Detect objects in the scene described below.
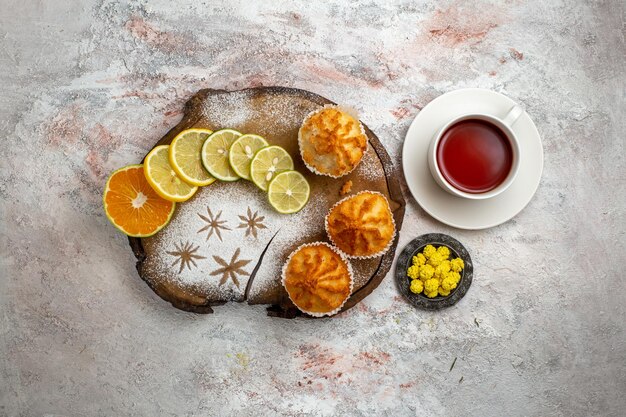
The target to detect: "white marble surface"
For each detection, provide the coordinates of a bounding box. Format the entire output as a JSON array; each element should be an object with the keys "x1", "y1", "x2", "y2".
[{"x1": 1, "y1": 1, "x2": 625, "y2": 416}]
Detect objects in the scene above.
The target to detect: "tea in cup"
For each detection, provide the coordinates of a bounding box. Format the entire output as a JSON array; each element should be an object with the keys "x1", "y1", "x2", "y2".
[{"x1": 427, "y1": 106, "x2": 523, "y2": 200}]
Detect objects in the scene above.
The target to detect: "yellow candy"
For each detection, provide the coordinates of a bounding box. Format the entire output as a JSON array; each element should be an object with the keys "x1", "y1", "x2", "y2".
[
  {"x1": 437, "y1": 246, "x2": 451, "y2": 259},
  {"x1": 423, "y1": 245, "x2": 436, "y2": 259},
  {"x1": 427, "y1": 252, "x2": 444, "y2": 268},
  {"x1": 450, "y1": 258, "x2": 464, "y2": 272},
  {"x1": 441, "y1": 276, "x2": 458, "y2": 291},
  {"x1": 412, "y1": 253, "x2": 426, "y2": 266},
  {"x1": 410, "y1": 279, "x2": 423, "y2": 294},
  {"x1": 407, "y1": 265, "x2": 420, "y2": 279},
  {"x1": 419, "y1": 264, "x2": 435, "y2": 281},
  {"x1": 407, "y1": 245, "x2": 464, "y2": 298},
  {"x1": 434, "y1": 260, "x2": 451, "y2": 280},
  {"x1": 424, "y1": 278, "x2": 439, "y2": 294}
]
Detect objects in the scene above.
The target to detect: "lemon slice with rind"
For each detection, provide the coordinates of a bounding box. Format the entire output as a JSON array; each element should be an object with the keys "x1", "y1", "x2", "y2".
[
  {"x1": 228, "y1": 134, "x2": 269, "y2": 180},
  {"x1": 144, "y1": 145, "x2": 198, "y2": 202},
  {"x1": 250, "y1": 145, "x2": 294, "y2": 191},
  {"x1": 201, "y1": 129, "x2": 242, "y2": 181},
  {"x1": 267, "y1": 170, "x2": 310, "y2": 214},
  {"x1": 169, "y1": 128, "x2": 215, "y2": 186}
]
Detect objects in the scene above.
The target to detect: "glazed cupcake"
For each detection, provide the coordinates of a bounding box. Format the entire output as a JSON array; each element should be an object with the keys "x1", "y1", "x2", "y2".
[
  {"x1": 325, "y1": 191, "x2": 396, "y2": 258},
  {"x1": 282, "y1": 242, "x2": 354, "y2": 317},
  {"x1": 298, "y1": 105, "x2": 368, "y2": 178}
]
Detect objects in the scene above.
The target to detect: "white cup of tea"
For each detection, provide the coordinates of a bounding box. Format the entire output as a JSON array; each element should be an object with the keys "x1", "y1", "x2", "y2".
[{"x1": 427, "y1": 105, "x2": 523, "y2": 200}]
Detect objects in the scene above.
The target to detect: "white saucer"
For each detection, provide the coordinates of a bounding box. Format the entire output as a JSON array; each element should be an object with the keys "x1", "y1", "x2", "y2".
[{"x1": 402, "y1": 88, "x2": 543, "y2": 230}]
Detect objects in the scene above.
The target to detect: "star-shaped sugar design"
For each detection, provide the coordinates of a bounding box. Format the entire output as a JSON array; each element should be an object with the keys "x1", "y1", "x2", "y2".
[
  {"x1": 237, "y1": 207, "x2": 267, "y2": 239},
  {"x1": 210, "y1": 248, "x2": 252, "y2": 288},
  {"x1": 197, "y1": 207, "x2": 231, "y2": 241},
  {"x1": 166, "y1": 241, "x2": 206, "y2": 274}
]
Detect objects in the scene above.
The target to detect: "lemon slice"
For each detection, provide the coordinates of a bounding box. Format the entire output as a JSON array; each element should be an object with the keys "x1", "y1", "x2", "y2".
[
  {"x1": 144, "y1": 145, "x2": 198, "y2": 202},
  {"x1": 228, "y1": 134, "x2": 269, "y2": 180},
  {"x1": 250, "y1": 145, "x2": 294, "y2": 191},
  {"x1": 267, "y1": 171, "x2": 310, "y2": 214},
  {"x1": 201, "y1": 129, "x2": 242, "y2": 181},
  {"x1": 169, "y1": 128, "x2": 215, "y2": 186}
]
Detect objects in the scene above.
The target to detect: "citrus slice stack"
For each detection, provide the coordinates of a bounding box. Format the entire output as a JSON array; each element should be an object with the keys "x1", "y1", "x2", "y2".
[
  {"x1": 169, "y1": 128, "x2": 215, "y2": 186},
  {"x1": 268, "y1": 170, "x2": 310, "y2": 214},
  {"x1": 201, "y1": 129, "x2": 242, "y2": 181},
  {"x1": 144, "y1": 145, "x2": 198, "y2": 202},
  {"x1": 250, "y1": 145, "x2": 294, "y2": 191},
  {"x1": 228, "y1": 134, "x2": 268, "y2": 180},
  {"x1": 104, "y1": 128, "x2": 309, "y2": 238},
  {"x1": 103, "y1": 165, "x2": 175, "y2": 237}
]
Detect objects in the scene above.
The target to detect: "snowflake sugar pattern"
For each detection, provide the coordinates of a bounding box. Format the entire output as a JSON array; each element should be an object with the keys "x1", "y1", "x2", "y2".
[
  {"x1": 197, "y1": 207, "x2": 231, "y2": 241},
  {"x1": 210, "y1": 248, "x2": 252, "y2": 288},
  {"x1": 237, "y1": 207, "x2": 267, "y2": 238},
  {"x1": 166, "y1": 241, "x2": 206, "y2": 273}
]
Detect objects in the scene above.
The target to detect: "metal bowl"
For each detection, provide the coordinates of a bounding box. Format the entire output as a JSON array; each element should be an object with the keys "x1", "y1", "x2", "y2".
[{"x1": 395, "y1": 233, "x2": 473, "y2": 310}]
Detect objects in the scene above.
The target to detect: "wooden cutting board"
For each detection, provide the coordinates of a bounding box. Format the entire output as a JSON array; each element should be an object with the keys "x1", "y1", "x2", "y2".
[{"x1": 128, "y1": 87, "x2": 405, "y2": 317}]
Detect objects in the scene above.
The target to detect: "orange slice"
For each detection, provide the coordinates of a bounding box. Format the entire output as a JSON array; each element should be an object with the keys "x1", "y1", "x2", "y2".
[{"x1": 103, "y1": 164, "x2": 175, "y2": 237}]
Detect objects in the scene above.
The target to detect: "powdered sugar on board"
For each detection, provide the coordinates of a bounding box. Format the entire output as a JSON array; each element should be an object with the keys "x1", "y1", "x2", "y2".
[
  {"x1": 353, "y1": 147, "x2": 384, "y2": 181},
  {"x1": 201, "y1": 90, "x2": 254, "y2": 129},
  {"x1": 139, "y1": 88, "x2": 393, "y2": 307},
  {"x1": 141, "y1": 180, "x2": 281, "y2": 301},
  {"x1": 200, "y1": 89, "x2": 308, "y2": 136}
]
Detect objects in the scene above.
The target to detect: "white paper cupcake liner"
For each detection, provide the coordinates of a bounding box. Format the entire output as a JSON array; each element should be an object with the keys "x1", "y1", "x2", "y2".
[
  {"x1": 298, "y1": 104, "x2": 368, "y2": 179},
  {"x1": 325, "y1": 190, "x2": 397, "y2": 260},
  {"x1": 281, "y1": 241, "x2": 354, "y2": 317}
]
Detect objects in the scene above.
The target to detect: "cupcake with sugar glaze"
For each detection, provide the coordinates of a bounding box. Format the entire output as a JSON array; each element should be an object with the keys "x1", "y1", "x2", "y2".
[
  {"x1": 325, "y1": 191, "x2": 396, "y2": 259},
  {"x1": 298, "y1": 105, "x2": 368, "y2": 178},
  {"x1": 282, "y1": 242, "x2": 354, "y2": 317}
]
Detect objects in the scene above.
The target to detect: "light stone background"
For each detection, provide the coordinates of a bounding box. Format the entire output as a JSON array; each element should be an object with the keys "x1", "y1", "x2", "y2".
[{"x1": 1, "y1": 1, "x2": 625, "y2": 416}]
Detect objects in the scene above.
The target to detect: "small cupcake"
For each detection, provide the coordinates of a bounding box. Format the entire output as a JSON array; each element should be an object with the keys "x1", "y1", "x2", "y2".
[
  {"x1": 298, "y1": 105, "x2": 368, "y2": 178},
  {"x1": 282, "y1": 242, "x2": 354, "y2": 317},
  {"x1": 325, "y1": 191, "x2": 396, "y2": 258}
]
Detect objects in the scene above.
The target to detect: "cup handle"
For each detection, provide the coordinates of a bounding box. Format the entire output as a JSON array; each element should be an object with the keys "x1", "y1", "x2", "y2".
[{"x1": 502, "y1": 105, "x2": 524, "y2": 128}]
